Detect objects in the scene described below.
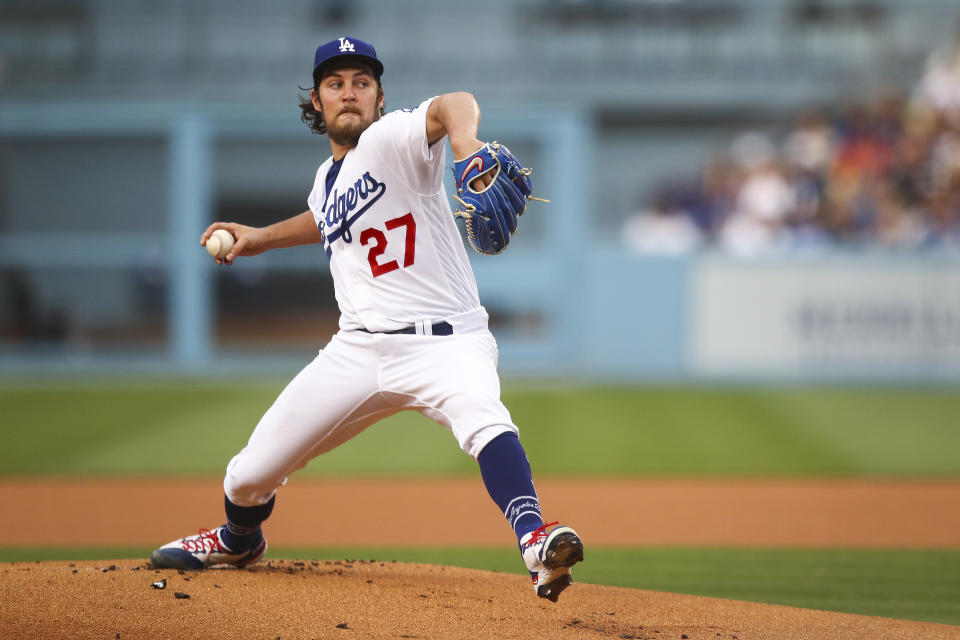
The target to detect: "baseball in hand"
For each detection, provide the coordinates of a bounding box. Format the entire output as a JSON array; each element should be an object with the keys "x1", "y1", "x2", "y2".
[{"x1": 206, "y1": 229, "x2": 235, "y2": 260}]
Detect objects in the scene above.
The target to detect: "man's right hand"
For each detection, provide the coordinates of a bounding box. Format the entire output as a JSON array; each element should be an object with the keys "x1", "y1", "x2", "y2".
[{"x1": 201, "y1": 223, "x2": 269, "y2": 265}]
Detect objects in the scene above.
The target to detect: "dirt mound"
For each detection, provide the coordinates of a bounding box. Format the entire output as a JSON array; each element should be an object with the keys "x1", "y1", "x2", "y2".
[{"x1": 1, "y1": 560, "x2": 956, "y2": 640}]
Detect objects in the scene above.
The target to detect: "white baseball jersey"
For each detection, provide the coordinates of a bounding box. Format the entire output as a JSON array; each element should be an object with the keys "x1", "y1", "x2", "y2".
[
  {"x1": 223, "y1": 98, "x2": 518, "y2": 507},
  {"x1": 307, "y1": 97, "x2": 481, "y2": 333}
]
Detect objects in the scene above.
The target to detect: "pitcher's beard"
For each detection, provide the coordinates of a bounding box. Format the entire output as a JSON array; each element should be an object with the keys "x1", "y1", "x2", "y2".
[
  {"x1": 326, "y1": 112, "x2": 379, "y2": 147},
  {"x1": 327, "y1": 121, "x2": 364, "y2": 146}
]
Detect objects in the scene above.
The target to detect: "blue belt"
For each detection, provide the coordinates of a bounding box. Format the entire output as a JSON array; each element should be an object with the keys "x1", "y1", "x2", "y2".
[{"x1": 358, "y1": 321, "x2": 453, "y2": 336}]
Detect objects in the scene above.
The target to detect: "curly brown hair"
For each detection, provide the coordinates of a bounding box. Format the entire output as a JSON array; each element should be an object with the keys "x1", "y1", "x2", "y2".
[{"x1": 298, "y1": 81, "x2": 385, "y2": 136}]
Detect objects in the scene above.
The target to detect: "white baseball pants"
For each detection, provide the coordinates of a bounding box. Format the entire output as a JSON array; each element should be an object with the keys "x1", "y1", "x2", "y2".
[{"x1": 224, "y1": 315, "x2": 517, "y2": 507}]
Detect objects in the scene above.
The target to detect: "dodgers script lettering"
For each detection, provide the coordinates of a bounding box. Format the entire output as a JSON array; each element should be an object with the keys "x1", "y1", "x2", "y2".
[{"x1": 322, "y1": 171, "x2": 387, "y2": 245}]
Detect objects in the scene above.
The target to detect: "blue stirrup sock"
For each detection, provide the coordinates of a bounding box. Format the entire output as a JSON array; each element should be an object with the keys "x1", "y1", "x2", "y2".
[
  {"x1": 477, "y1": 432, "x2": 544, "y2": 544},
  {"x1": 222, "y1": 494, "x2": 275, "y2": 551}
]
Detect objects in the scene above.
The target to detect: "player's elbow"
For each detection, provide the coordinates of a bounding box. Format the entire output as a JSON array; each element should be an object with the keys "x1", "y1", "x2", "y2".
[
  {"x1": 442, "y1": 91, "x2": 477, "y2": 105},
  {"x1": 428, "y1": 92, "x2": 481, "y2": 146},
  {"x1": 437, "y1": 92, "x2": 480, "y2": 121}
]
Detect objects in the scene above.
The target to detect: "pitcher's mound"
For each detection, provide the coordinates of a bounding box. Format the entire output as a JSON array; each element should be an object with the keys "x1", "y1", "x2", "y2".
[{"x1": 0, "y1": 559, "x2": 955, "y2": 640}]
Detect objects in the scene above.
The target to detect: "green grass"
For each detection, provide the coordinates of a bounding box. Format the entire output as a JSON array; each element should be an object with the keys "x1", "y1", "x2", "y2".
[
  {"x1": 1, "y1": 381, "x2": 959, "y2": 476},
  {"x1": 2, "y1": 546, "x2": 957, "y2": 625},
  {"x1": 4, "y1": 381, "x2": 956, "y2": 626}
]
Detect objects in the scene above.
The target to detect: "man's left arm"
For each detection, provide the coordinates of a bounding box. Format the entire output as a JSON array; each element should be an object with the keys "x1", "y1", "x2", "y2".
[
  {"x1": 426, "y1": 92, "x2": 488, "y2": 175},
  {"x1": 425, "y1": 92, "x2": 538, "y2": 255}
]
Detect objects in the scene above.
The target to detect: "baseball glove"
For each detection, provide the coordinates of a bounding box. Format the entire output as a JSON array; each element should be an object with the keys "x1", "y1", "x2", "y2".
[{"x1": 452, "y1": 142, "x2": 544, "y2": 255}]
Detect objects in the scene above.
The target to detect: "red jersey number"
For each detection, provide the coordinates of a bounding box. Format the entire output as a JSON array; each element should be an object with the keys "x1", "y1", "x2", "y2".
[{"x1": 360, "y1": 212, "x2": 417, "y2": 278}]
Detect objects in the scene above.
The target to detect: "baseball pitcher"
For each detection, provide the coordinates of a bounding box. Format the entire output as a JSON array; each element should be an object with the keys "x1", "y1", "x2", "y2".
[{"x1": 151, "y1": 36, "x2": 583, "y2": 602}]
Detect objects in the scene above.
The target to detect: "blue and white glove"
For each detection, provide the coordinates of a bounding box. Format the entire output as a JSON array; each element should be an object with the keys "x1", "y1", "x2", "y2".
[{"x1": 452, "y1": 142, "x2": 541, "y2": 255}]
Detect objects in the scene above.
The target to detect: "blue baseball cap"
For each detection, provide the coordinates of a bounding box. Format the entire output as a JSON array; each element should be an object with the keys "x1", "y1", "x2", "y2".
[{"x1": 312, "y1": 36, "x2": 384, "y2": 83}]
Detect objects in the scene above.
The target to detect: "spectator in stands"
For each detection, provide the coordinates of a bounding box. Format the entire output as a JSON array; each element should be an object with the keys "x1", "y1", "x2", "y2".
[
  {"x1": 886, "y1": 124, "x2": 934, "y2": 213},
  {"x1": 627, "y1": 36, "x2": 960, "y2": 256},
  {"x1": 923, "y1": 174, "x2": 960, "y2": 249},
  {"x1": 718, "y1": 132, "x2": 797, "y2": 256},
  {"x1": 929, "y1": 117, "x2": 960, "y2": 192},
  {"x1": 783, "y1": 108, "x2": 836, "y2": 176},
  {"x1": 871, "y1": 181, "x2": 926, "y2": 249},
  {"x1": 621, "y1": 187, "x2": 703, "y2": 255},
  {"x1": 687, "y1": 156, "x2": 740, "y2": 236},
  {"x1": 781, "y1": 109, "x2": 835, "y2": 249},
  {"x1": 916, "y1": 28, "x2": 960, "y2": 127}
]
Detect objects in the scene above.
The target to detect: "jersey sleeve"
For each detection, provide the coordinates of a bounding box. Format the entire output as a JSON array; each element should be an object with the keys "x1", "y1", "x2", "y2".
[{"x1": 366, "y1": 97, "x2": 446, "y2": 195}]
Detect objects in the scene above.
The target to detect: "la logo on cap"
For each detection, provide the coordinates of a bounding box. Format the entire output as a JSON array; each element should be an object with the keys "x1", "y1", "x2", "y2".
[{"x1": 338, "y1": 37, "x2": 355, "y2": 52}]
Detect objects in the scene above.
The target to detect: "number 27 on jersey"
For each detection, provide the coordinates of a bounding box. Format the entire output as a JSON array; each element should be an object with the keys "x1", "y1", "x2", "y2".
[{"x1": 360, "y1": 212, "x2": 416, "y2": 278}]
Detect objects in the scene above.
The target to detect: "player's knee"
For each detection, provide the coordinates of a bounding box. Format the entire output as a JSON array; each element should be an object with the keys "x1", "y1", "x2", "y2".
[
  {"x1": 223, "y1": 451, "x2": 283, "y2": 506},
  {"x1": 461, "y1": 423, "x2": 518, "y2": 460}
]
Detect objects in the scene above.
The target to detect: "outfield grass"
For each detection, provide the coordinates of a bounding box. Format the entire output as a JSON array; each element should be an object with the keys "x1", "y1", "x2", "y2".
[
  {"x1": 2, "y1": 381, "x2": 959, "y2": 476},
  {"x1": 3, "y1": 380, "x2": 957, "y2": 626},
  {"x1": 2, "y1": 546, "x2": 957, "y2": 625}
]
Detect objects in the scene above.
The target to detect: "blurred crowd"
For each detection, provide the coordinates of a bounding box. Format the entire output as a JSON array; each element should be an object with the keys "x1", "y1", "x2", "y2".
[{"x1": 623, "y1": 38, "x2": 960, "y2": 256}]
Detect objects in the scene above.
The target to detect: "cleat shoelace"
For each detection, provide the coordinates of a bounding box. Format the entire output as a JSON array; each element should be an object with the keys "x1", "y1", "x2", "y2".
[
  {"x1": 522, "y1": 521, "x2": 559, "y2": 550},
  {"x1": 181, "y1": 528, "x2": 224, "y2": 554}
]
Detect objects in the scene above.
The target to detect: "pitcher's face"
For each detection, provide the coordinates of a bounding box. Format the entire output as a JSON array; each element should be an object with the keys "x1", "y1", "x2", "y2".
[{"x1": 312, "y1": 65, "x2": 383, "y2": 147}]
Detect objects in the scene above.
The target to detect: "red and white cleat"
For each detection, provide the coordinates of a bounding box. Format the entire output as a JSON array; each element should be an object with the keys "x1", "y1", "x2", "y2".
[
  {"x1": 520, "y1": 521, "x2": 584, "y2": 602},
  {"x1": 150, "y1": 526, "x2": 267, "y2": 570}
]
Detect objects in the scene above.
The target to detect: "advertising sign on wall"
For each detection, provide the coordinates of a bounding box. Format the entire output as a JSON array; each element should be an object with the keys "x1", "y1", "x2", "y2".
[{"x1": 691, "y1": 258, "x2": 960, "y2": 378}]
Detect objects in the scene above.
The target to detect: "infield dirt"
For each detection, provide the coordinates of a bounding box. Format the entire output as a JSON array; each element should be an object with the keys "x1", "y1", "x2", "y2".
[
  {"x1": 3, "y1": 559, "x2": 958, "y2": 640},
  {"x1": 2, "y1": 477, "x2": 959, "y2": 639}
]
